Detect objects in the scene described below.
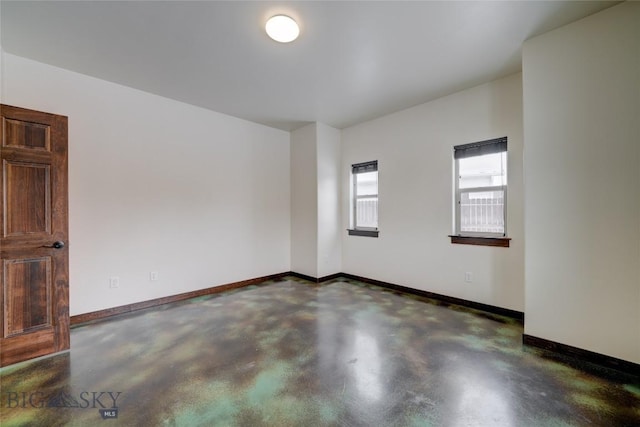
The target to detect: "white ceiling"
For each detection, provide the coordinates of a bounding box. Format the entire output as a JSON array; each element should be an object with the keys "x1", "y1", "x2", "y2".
[{"x1": 0, "y1": 1, "x2": 619, "y2": 131}]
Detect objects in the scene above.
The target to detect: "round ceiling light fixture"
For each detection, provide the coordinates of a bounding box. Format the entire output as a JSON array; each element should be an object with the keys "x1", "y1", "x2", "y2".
[{"x1": 265, "y1": 15, "x2": 299, "y2": 43}]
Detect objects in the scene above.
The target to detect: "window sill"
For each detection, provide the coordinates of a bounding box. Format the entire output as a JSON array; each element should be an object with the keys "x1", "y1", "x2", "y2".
[
  {"x1": 449, "y1": 235, "x2": 510, "y2": 247},
  {"x1": 348, "y1": 229, "x2": 379, "y2": 238}
]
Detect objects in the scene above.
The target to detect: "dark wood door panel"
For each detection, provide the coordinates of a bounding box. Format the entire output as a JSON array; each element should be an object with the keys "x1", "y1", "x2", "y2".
[
  {"x1": 3, "y1": 257, "x2": 52, "y2": 337},
  {"x1": 3, "y1": 161, "x2": 52, "y2": 238},
  {"x1": 2, "y1": 117, "x2": 51, "y2": 151}
]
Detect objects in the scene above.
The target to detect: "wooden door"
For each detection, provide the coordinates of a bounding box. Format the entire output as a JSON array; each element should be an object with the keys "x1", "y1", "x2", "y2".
[{"x1": 0, "y1": 104, "x2": 69, "y2": 367}]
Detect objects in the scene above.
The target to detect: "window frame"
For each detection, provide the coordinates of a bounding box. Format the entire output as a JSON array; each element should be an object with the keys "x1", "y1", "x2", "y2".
[
  {"x1": 452, "y1": 137, "x2": 509, "y2": 246},
  {"x1": 348, "y1": 160, "x2": 379, "y2": 238}
]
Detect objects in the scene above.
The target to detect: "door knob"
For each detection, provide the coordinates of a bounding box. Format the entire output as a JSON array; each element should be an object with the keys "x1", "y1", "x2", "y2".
[{"x1": 43, "y1": 241, "x2": 65, "y2": 249}]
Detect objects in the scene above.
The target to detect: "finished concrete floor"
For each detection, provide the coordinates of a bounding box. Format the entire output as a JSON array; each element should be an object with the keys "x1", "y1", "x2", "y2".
[{"x1": 1, "y1": 276, "x2": 639, "y2": 426}]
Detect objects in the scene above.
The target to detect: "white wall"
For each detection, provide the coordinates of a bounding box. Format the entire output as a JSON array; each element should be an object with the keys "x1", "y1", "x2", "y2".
[
  {"x1": 290, "y1": 122, "x2": 342, "y2": 278},
  {"x1": 290, "y1": 123, "x2": 318, "y2": 278},
  {"x1": 316, "y1": 123, "x2": 342, "y2": 278},
  {"x1": 1, "y1": 53, "x2": 291, "y2": 316},
  {"x1": 523, "y1": 2, "x2": 640, "y2": 363},
  {"x1": 341, "y1": 73, "x2": 524, "y2": 312}
]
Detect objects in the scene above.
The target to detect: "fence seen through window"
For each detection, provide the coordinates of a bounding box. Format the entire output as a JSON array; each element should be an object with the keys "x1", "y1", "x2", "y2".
[{"x1": 455, "y1": 138, "x2": 507, "y2": 237}]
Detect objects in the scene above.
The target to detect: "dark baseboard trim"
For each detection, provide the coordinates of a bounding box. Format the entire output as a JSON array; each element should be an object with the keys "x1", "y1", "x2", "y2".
[
  {"x1": 70, "y1": 272, "x2": 290, "y2": 326},
  {"x1": 318, "y1": 273, "x2": 343, "y2": 282},
  {"x1": 523, "y1": 334, "x2": 639, "y2": 377},
  {"x1": 288, "y1": 272, "x2": 523, "y2": 322},
  {"x1": 318, "y1": 273, "x2": 344, "y2": 283},
  {"x1": 288, "y1": 271, "x2": 319, "y2": 282},
  {"x1": 72, "y1": 271, "x2": 524, "y2": 326},
  {"x1": 340, "y1": 273, "x2": 525, "y2": 323},
  {"x1": 287, "y1": 272, "x2": 342, "y2": 283}
]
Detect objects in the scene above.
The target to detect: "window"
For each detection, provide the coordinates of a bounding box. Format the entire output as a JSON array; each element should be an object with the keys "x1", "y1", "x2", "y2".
[
  {"x1": 452, "y1": 137, "x2": 509, "y2": 247},
  {"x1": 349, "y1": 160, "x2": 379, "y2": 237}
]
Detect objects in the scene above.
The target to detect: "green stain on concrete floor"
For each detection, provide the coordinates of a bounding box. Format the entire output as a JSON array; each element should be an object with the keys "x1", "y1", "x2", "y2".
[{"x1": 247, "y1": 362, "x2": 290, "y2": 407}]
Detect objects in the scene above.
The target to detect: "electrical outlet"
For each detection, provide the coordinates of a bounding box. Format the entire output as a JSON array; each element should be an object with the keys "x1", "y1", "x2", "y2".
[
  {"x1": 109, "y1": 276, "x2": 120, "y2": 288},
  {"x1": 150, "y1": 271, "x2": 159, "y2": 281},
  {"x1": 464, "y1": 272, "x2": 473, "y2": 283}
]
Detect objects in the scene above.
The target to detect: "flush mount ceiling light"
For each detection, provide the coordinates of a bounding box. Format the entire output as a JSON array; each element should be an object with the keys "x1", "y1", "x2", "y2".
[{"x1": 265, "y1": 15, "x2": 299, "y2": 43}]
